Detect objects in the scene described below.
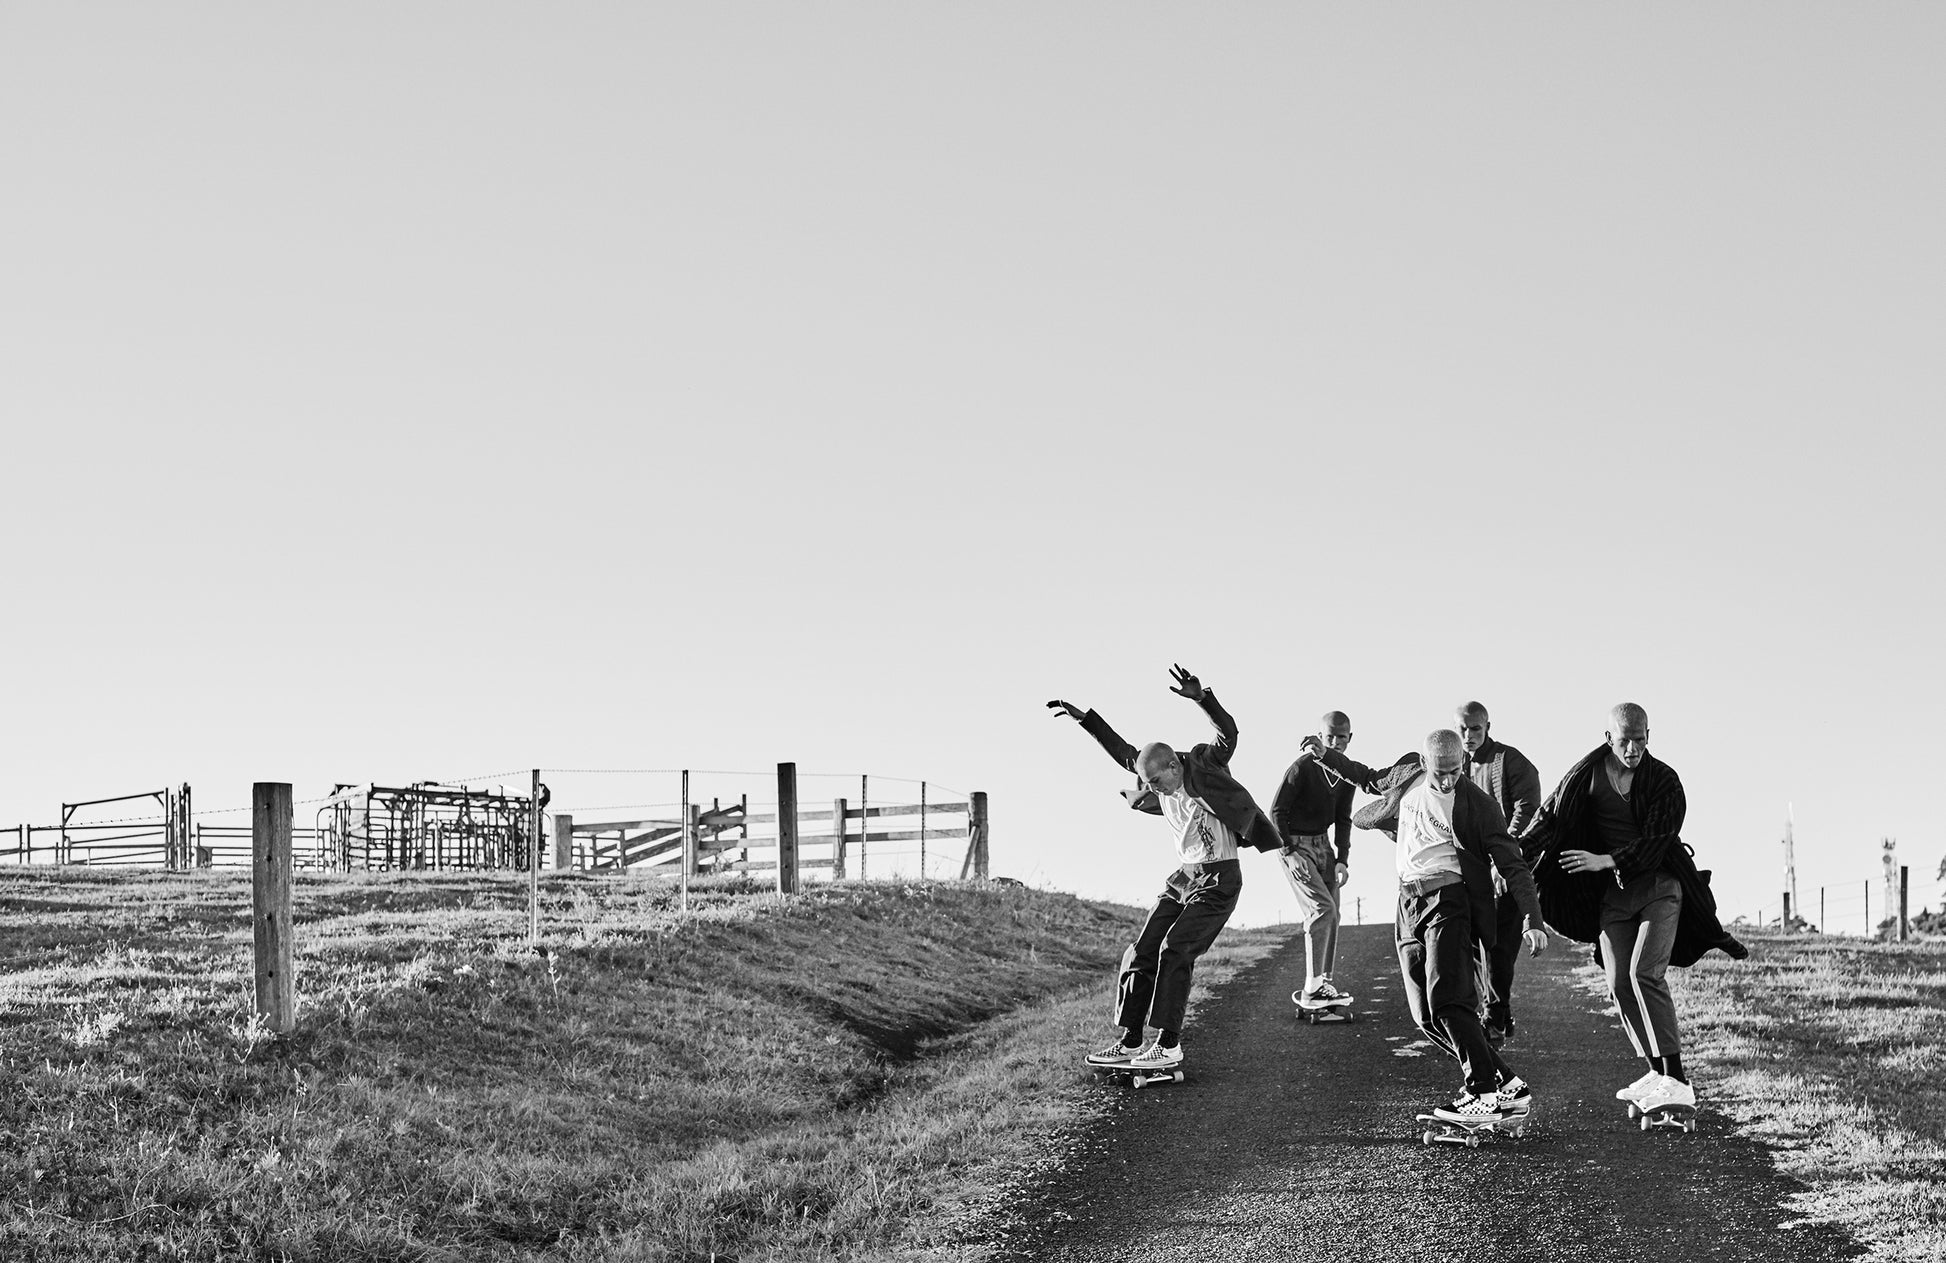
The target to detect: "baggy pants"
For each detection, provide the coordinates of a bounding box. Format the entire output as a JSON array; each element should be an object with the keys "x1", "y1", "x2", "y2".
[
  {"x1": 1398, "y1": 881, "x2": 1512, "y2": 1096},
  {"x1": 1600, "y1": 871, "x2": 1682, "y2": 1060},
  {"x1": 1115, "y1": 858, "x2": 1242, "y2": 1035},
  {"x1": 1277, "y1": 832, "x2": 1340, "y2": 981},
  {"x1": 1476, "y1": 885, "x2": 1524, "y2": 1027}
]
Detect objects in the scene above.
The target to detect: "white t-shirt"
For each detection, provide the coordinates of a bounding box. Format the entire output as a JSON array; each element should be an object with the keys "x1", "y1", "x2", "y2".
[
  {"x1": 1396, "y1": 782, "x2": 1461, "y2": 883},
  {"x1": 1159, "y1": 788, "x2": 1238, "y2": 865}
]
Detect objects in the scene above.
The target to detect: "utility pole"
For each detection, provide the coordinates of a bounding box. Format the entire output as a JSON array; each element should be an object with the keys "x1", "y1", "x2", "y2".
[{"x1": 1783, "y1": 804, "x2": 1798, "y2": 927}]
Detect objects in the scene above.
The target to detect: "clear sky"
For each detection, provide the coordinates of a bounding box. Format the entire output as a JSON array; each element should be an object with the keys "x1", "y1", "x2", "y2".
[{"x1": 4, "y1": 5, "x2": 1942, "y2": 930}]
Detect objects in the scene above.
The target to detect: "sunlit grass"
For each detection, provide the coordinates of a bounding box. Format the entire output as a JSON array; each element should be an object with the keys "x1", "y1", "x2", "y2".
[
  {"x1": 6, "y1": 867, "x2": 1270, "y2": 1261},
  {"x1": 1668, "y1": 930, "x2": 1946, "y2": 1261}
]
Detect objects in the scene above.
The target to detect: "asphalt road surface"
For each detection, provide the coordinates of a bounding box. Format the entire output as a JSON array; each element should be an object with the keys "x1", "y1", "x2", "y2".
[{"x1": 983, "y1": 923, "x2": 1859, "y2": 1262}]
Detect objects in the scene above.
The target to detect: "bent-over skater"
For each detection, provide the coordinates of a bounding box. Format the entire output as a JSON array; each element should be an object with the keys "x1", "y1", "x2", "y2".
[
  {"x1": 1047, "y1": 665, "x2": 1283, "y2": 1075},
  {"x1": 1321, "y1": 730, "x2": 1548, "y2": 1125}
]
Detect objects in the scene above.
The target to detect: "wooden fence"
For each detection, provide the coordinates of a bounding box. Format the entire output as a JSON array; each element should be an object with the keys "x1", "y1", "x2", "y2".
[{"x1": 558, "y1": 766, "x2": 989, "y2": 887}]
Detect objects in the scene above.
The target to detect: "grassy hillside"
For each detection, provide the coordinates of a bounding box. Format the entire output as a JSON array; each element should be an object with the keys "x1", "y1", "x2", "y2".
[
  {"x1": 0, "y1": 868, "x2": 1283, "y2": 1262},
  {"x1": 1670, "y1": 930, "x2": 1946, "y2": 1263}
]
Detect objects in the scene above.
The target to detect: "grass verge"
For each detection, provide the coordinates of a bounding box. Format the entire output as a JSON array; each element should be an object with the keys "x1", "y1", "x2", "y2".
[
  {"x1": 0, "y1": 867, "x2": 1283, "y2": 1262},
  {"x1": 1641, "y1": 930, "x2": 1946, "y2": 1262}
]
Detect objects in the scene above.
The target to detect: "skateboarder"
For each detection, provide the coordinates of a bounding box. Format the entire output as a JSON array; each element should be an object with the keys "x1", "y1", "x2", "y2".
[
  {"x1": 1456, "y1": 701, "x2": 1543, "y2": 1046},
  {"x1": 1270, "y1": 711, "x2": 1359, "y2": 1010},
  {"x1": 1047, "y1": 665, "x2": 1283, "y2": 1076},
  {"x1": 1518, "y1": 703, "x2": 1747, "y2": 1121},
  {"x1": 1318, "y1": 729, "x2": 1547, "y2": 1125}
]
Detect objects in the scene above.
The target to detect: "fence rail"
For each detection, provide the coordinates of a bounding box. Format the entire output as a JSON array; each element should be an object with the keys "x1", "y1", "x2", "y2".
[{"x1": 2, "y1": 768, "x2": 994, "y2": 888}]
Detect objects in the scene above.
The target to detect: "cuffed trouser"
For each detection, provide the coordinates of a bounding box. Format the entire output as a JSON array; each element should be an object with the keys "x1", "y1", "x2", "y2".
[
  {"x1": 1477, "y1": 887, "x2": 1523, "y2": 1027},
  {"x1": 1398, "y1": 881, "x2": 1512, "y2": 1096},
  {"x1": 1277, "y1": 832, "x2": 1340, "y2": 981},
  {"x1": 1600, "y1": 871, "x2": 1682, "y2": 1060},
  {"x1": 1115, "y1": 859, "x2": 1243, "y2": 1035}
]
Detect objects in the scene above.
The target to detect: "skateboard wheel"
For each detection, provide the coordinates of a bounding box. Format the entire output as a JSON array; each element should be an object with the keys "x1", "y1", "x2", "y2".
[
  {"x1": 1639, "y1": 1115, "x2": 1651, "y2": 1132},
  {"x1": 1421, "y1": 1131, "x2": 1434, "y2": 1145},
  {"x1": 1625, "y1": 1104, "x2": 1639, "y2": 1120},
  {"x1": 1465, "y1": 1134, "x2": 1480, "y2": 1148}
]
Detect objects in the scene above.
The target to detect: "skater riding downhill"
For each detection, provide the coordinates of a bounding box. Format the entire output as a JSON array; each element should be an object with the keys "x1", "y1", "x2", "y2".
[
  {"x1": 1316, "y1": 728, "x2": 1548, "y2": 1139},
  {"x1": 1047, "y1": 664, "x2": 1285, "y2": 1085}
]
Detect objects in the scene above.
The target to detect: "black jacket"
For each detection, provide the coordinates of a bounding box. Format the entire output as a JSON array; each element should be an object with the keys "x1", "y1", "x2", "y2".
[
  {"x1": 1518, "y1": 746, "x2": 1738, "y2": 966},
  {"x1": 1319, "y1": 750, "x2": 1543, "y2": 949},
  {"x1": 1079, "y1": 690, "x2": 1285, "y2": 854}
]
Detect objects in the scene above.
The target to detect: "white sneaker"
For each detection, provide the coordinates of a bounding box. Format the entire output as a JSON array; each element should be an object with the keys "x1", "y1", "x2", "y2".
[
  {"x1": 1637, "y1": 1075, "x2": 1696, "y2": 1113},
  {"x1": 1127, "y1": 1040, "x2": 1183, "y2": 1070},
  {"x1": 1615, "y1": 1070, "x2": 1661, "y2": 1102}
]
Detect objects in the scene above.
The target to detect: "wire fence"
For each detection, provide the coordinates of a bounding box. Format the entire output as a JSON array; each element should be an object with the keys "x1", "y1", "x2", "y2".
[{"x1": 1744, "y1": 876, "x2": 1931, "y2": 938}]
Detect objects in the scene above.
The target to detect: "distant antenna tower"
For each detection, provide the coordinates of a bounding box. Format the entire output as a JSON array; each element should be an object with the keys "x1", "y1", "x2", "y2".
[{"x1": 1783, "y1": 804, "x2": 1798, "y2": 924}]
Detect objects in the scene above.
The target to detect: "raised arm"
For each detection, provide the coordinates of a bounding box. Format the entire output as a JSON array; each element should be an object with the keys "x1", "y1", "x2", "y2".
[
  {"x1": 1166, "y1": 664, "x2": 1240, "y2": 767},
  {"x1": 1047, "y1": 698, "x2": 1138, "y2": 773}
]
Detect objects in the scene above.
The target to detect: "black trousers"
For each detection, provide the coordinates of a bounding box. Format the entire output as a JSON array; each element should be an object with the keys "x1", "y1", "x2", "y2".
[
  {"x1": 1477, "y1": 890, "x2": 1524, "y2": 1027},
  {"x1": 1115, "y1": 859, "x2": 1242, "y2": 1035},
  {"x1": 1397, "y1": 882, "x2": 1512, "y2": 1096}
]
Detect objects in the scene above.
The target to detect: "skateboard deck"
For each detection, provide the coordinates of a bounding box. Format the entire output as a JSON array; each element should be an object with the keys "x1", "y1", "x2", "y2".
[
  {"x1": 1416, "y1": 1111, "x2": 1525, "y2": 1147},
  {"x1": 1293, "y1": 994, "x2": 1354, "y2": 1025},
  {"x1": 1089, "y1": 1061, "x2": 1184, "y2": 1089},
  {"x1": 1627, "y1": 1101, "x2": 1697, "y2": 1133}
]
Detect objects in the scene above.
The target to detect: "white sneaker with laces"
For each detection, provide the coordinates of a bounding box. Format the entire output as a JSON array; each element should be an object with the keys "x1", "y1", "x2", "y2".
[
  {"x1": 1127, "y1": 1041, "x2": 1183, "y2": 1070},
  {"x1": 1616, "y1": 1070, "x2": 1662, "y2": 1102}
]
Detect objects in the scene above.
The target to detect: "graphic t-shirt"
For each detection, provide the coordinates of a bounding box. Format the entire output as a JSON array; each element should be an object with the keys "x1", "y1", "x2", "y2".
[
  {"x1": 1159, "y1": 788, "x2": 1239, "y2": 865},
  {"x1": 1396, "y1": 782, "x2": 1461, "y2": 882}
]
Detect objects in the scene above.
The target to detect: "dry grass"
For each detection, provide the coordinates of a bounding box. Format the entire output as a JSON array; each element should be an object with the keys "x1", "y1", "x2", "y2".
[
  {"x1": 1662, "y1": 931, "x2": 1946, "y2": 1263},
  {"x1": 1, "y1": 866, "x2": 1272, "y2": 1262}
]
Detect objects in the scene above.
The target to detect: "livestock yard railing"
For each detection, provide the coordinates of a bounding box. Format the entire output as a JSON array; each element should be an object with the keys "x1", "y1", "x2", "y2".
[{"x1": 2, "y1": 766, "x2": 992, "y2": 887}]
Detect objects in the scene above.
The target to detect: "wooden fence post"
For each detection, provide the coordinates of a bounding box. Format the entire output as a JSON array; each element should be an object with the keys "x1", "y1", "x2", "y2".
[
  {"x1": 970, "y1": 791, "x2": 989, "y2": 880},
  {"x1": 1782, "y1": 891, "x2": 1792, "y2": 929},
  {"x1": 1820, "y1": 886, "x2": 1826, "y2": 935},
  {"x1": 858, "y1": 775, "x2": 868, "y2": 880},
  {"x1": 554, "y1": 813, "x2": 574, "y2": 871},
  {"x1": 776, "y1": 763, "x2": 799, "y2": 896},
  {"x1": 832, "y1": 798, "x2": 848, "y2": 880},
  {"x1": 528, "y1": 769, "x2": 542, "y2": 944},
  {"x1": 251, "y1": 782, "x2": 295, "y2": 1040}
]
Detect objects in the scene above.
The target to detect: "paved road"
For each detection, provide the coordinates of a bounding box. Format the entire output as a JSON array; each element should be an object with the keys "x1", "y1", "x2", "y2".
[{"x1": 983, "y1": 923, "x2": 1859, "y2": 1262}]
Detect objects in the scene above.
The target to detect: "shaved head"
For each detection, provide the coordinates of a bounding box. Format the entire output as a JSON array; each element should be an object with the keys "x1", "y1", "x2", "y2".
[
  {"x1": 1137, "y1": 742, "x2": 1183, "y2": 794},
  {"x1": 1605, "y1": 703, "x2": 1649, "y2": 770},
  {"x1": 1318, "y1": 711, "x2": 1353, "y2": 753},
  {"x1": 1457, "y1": 700, "x2": 1489, "y2": 724},
  {"x1": 1455, "y1": 701, "x2": 1491, "y2": 754},
  {"x1": 1425, "y1": 729, "x2": 1465, "y2": 791}
]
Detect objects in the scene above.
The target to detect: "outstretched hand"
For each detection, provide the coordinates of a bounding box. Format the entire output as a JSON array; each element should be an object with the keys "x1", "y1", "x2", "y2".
[
  {"x1": 1045, "y1": 700, "x2": 1084, "y2": 722},
  {"x1": 1167, "y1": 664, "x2": 1204, "y2": 701}
]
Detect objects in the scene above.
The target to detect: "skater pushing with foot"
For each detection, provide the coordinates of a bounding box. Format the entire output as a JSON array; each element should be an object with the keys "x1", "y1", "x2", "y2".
[{"x1": 1048, "y1": 665, "x2": 1284, "y2": 1083}]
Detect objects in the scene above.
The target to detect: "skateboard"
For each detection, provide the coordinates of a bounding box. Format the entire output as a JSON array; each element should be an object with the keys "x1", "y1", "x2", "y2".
[
  {"x1": 1090, "y1": 1060, "x2": 1184, "y2": 1089},
  {"x1": 1626, "y1": 1101, "x2": 1697, "y2": 1133},
  {"x1": 1293, "y1": 994, "x2": 1354, "y2": 1025},
  {"x1": 1416, "y1": 1111, "x2": 1525, "y2": 1147}
]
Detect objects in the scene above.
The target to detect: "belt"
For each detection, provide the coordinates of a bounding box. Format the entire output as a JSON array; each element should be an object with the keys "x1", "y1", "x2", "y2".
[
  {"x1": 1399, "y1": 871, "x2": 1463, "y2": 897},
  {"x1": 1179, "y1": 858, "x2": 1241, "y2": 877}
]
